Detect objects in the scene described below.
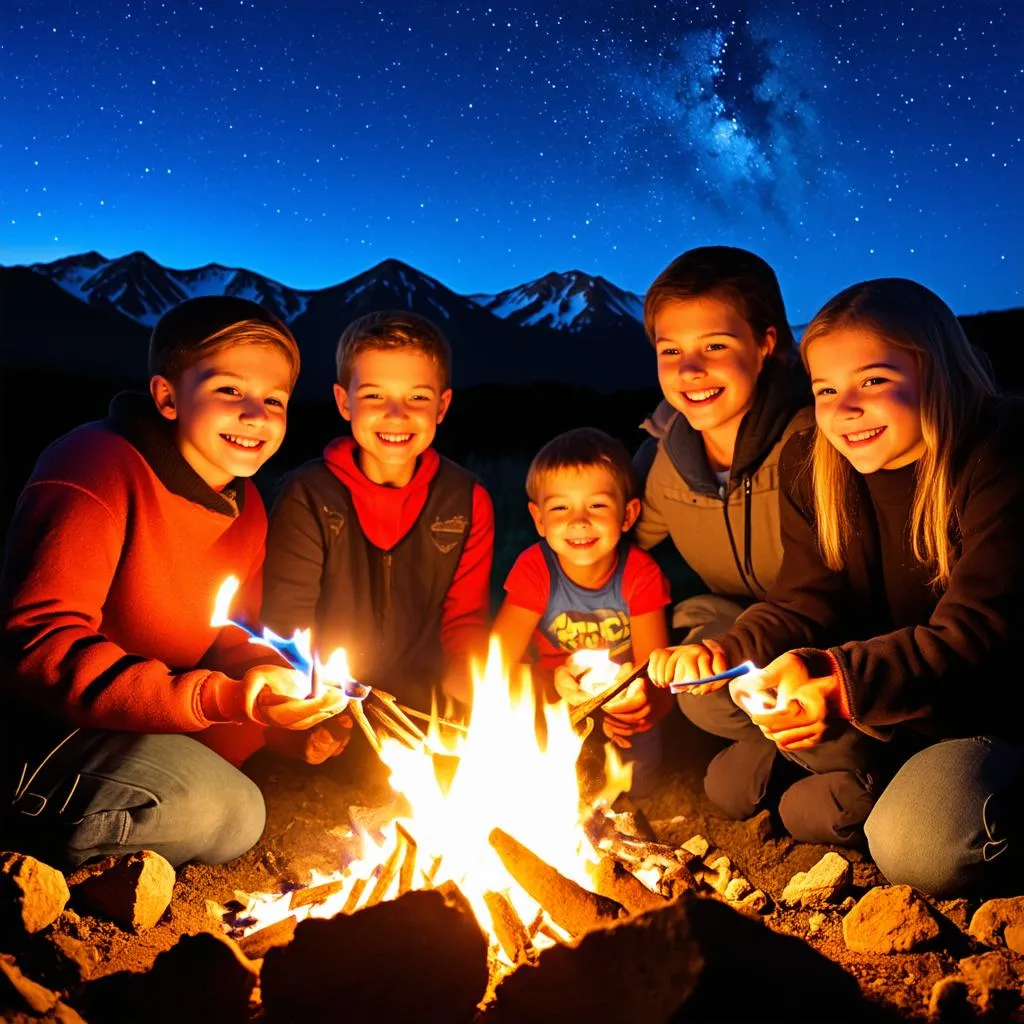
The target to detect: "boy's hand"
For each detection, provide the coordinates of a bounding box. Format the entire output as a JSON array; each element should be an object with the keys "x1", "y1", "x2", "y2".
[
  {"x1": 601, "y1": 663, "x2": 673, "y2": 748},
  {"x1": 552, "y1": 664, "x2": 591, "y2": 705},
  {"x1": 301, "y1": 714, "x2": 354, "y2": 764},
  {"x1": 647, "y1": 640, "x2": 729, "y2": 695},
  {"x1": 242, "y1": 665, "x2": 348, "y2": 729},
  {"x1": 737, "y1": 651, "x2": 841, "y2": 752}
]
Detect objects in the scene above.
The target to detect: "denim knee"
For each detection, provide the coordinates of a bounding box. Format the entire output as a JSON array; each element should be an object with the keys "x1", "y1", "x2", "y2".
[
  {"x1": 156, "y1": 762, "x2": 266, "y2": 866},
  {"x1": 865, "y1": 737, "x2": 1024, "y2": 898}
]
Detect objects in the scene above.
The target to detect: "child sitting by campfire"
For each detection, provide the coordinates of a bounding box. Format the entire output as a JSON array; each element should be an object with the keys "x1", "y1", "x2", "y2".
[
  {"x1": 491, "y1": 428, "x2": 672, "y2": 793},
  {"x1": 648, "y1": 277, "x2": 1024, "y2": 896},
  {"x1": 0, "y1": 297, "x2": 347, "y2": 869},
  {"x1": 261, "y1": 310, "x2": 494, "y2": 751}
]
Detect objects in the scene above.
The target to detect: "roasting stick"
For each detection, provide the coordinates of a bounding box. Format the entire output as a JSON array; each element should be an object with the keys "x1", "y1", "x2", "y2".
[{"x1": 568, "y1": 659, "x2": 759, "y2": 729}]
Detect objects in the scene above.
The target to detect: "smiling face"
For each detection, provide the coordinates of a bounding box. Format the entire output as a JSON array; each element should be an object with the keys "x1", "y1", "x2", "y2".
[
  {"x1": 151, "y1": 342, "x2": 292, "y2": 491},
  {"x1": 529, "y1": 464, "x2": 640, "y2": 585},
  {"x1": 807, "y1": 327, "x2": 926, "y2": 473},
  {"x1": 334, "y1": 347, "x2": 451, "y2": 486},
  {"x1": 653, "y1": 295, "x2": 775, "y2": 467}
]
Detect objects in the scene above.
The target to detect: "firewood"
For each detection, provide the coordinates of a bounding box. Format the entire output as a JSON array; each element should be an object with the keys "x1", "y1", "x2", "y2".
[
  {"x1": 341, "y1": 876, "x2": 369, "y2": 915},
  {"x1": 363, "y1": 843, "x2": 403, "y2": 909},
  {"x1": 237, "y1": 915, "x2": 297, "y2": 960},
  {"x1": 396, "y1": 823, "x2": 418, "y2": 896},
  {"x1": 589, "y1": 856, "x2": 668, "y2": 916},
  {"x1": 488, "y1": 828, "x2": 625, "y2": 938},
  {"x1": 288, "y1": 878, "x2": 345, "y2": 911},
  {"x1": 483, "y1": 890, "x2": 537, "y2": 966}
]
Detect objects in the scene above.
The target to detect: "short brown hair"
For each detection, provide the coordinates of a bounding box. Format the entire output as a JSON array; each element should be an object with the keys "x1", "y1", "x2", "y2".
[
  {"x1": 643, "y1": 245, "x2": 795, "y2": 360},
  {"x1": 526, "y1": 428, "x2": 637, "y2": 504},
  {"x1": 149, "y1": 296, "x2": 300, "y2": 389},
  {"x1": 335, "y1": 310, "x2": 452, "y2": 389}
]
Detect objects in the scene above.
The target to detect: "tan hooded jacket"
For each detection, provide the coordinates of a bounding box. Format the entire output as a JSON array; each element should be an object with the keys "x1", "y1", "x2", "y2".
[{"x1": 634, "y1": 359, "x2": 813, "y2": 625}]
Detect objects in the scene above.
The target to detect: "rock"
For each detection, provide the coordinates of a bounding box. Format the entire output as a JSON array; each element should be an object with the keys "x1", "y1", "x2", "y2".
[
  {"x1": 956, "y1": 950, "x2": 1024, "y2": 1014},
  {"x1": 696, "y1": 853, "x2": 734, "y2": 894},
  {"x1": 483, "y1": 892, "x2": 870, "y2": 1023},
  {"x1": 0, "y1": 852, "x2": 70, "y2": 937},
  {"x1": 842, "y1": 885, "x2": 941, "y2": 954},
  {"x1": 808, "y1": 911, "x2": 826, "y2": 935},
  {"x1": 935, "y1": 898, "x2": 970, "y2": 933},
  {"x1": 261, "y1": 888, "x2": 489, "y2": 1023},
  {"x1": 70, "y1": 850, "x2": 175, "y2": 931},
  {"x1": 926, "y1": 976, "x2": 971, "y2": 1021},
  {"x1": 724, "y1": 876, "x2": 753, "y2": 902},
  {"x1": 0, "y1": 953, "x2": 59, "y2": 1015},
  {"x1": 967, "y1": 896, "x2": 1024, "y2": 953},
  {"x1": 680, "y1": 835, "x2": 709, "y2": 859},
  {"x1": 782, "y1": 852, "x2": 852, "y2": 908},
  {"x1": 735, "y1": 889, "x2": 770, "y2": 915},
  {"x1": 76, "y1": 930, "x2": 258, "y2": 1024}
]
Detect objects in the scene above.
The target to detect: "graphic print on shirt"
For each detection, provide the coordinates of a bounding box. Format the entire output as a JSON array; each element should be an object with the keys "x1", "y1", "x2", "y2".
[{"x1": 545, "y1": 608, "x2": 631, "y2": 657}]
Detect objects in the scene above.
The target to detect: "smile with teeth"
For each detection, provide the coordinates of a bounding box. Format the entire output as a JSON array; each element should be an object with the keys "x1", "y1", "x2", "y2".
[
  {"x1": 222, "y1": 434, "x2": 264, "y2": 449},
  {"x1": 682, "y1": 387, "x2": 724, "y2": 403},
  {"x1": 565, "y1": 538, "x2": 598, "y2": 548},
  {"x1": 377, "y1": 432, "x2": 413, "y2": 445},
  {"x1": 844, "y1": 426, "x2": 886, "y2": 445}
]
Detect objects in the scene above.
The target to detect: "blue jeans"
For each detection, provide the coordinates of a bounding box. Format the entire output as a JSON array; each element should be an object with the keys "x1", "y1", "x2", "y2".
[
  {"x1": 865, "y1": 736, "x2": 1024, "y2": 897},
  {"x1": 7, "y1": 730, "x2": 266, "y2": 869}
]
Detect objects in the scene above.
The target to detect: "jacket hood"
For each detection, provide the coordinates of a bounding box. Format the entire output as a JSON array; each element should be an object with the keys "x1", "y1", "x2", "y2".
[{"x1": 662, "y1": 358, "x2": 811, "y2": 495}]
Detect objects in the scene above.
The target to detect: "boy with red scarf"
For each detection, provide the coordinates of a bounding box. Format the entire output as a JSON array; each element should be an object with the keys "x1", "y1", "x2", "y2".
[{"x1": 262, "y1": 311, "x2": 494, "y2": 733}]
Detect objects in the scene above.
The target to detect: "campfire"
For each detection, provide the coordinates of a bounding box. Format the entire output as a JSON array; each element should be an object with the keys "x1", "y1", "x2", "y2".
[{"x1": 217, "y1": 631, "x2": 707, "y2": 980}]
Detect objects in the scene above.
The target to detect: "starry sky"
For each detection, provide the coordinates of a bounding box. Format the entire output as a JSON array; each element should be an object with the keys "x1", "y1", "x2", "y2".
[{"x1": 2, "y1": 0, "x2": 1021, "y2": 322}]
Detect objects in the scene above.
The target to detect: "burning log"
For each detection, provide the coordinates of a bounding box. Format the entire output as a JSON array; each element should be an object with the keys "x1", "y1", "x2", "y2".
[
  {"x1": 483, "y1": 890, "x2": 537, "y2": 967},
  {"x1": 589, "y1": 856, "x2": 667, "y2": 917},
  {"x1": 341, "y1": 877, "x2": 369, "y2": 915},
  {"x1": 363, "y1": 842, "x2": 404, "y2": 909},
  {"x1": 488, "y1": 828, "x2": 625, "y2": 938},
  {"x1": 237, "y1": 915, "x2": 297, "y2": 960},
  {"x1": 288, "y1": 878, "x2": 344, "y2": 912},
  {"x1": 396, "y1": 823, "x2": 417, "y2": 896}
]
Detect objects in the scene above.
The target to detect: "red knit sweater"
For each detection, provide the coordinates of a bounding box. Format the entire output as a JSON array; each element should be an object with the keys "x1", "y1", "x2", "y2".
[{"x1": 1, "y1": 404, "x2": 283, "y2": 766}]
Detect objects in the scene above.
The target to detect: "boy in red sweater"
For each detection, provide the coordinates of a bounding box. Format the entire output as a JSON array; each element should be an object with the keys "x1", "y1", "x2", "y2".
[
  {"x1": 1, "y1": 297, "x2": 347, "y2": 868},
  {"x1": 262, "y1": 311, "x2": 494, "y2": 732}
]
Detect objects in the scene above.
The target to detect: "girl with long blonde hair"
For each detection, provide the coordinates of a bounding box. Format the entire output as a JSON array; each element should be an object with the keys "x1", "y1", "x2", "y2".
[{"x1": 648, "y1": 278, "x2": 1024, "y2": 895}]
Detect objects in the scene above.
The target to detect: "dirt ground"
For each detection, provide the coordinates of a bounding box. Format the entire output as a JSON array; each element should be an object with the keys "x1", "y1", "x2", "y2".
[{"x1": 51, "y1": 711, "x2": 1024, "y2": 1022}]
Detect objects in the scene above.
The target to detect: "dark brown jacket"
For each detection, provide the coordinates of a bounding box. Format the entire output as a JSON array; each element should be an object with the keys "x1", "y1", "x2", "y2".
[{"x1": 716, "y1": 399, "x2": 1024, "y2": 742}]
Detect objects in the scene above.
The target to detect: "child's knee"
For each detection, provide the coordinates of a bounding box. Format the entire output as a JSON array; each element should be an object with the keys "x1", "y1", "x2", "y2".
[{"x1": 777, "y1": 769, "x2": 874, "y2": 846}]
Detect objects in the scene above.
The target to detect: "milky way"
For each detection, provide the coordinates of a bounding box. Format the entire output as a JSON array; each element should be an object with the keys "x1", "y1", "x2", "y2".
[{"x1": 2, "y1": 0, "x2": 1021, "y2": 320}]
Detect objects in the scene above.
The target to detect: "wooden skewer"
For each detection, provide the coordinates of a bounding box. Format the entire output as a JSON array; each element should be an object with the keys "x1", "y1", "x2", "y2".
[{"x1": 568, "y1": 660, "x2": 650, "y2": 729}]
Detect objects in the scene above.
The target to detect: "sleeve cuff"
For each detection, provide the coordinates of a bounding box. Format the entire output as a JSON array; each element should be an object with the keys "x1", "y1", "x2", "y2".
[{"x1": 199, "y1": 674, "x2": 251, "y2": 724}]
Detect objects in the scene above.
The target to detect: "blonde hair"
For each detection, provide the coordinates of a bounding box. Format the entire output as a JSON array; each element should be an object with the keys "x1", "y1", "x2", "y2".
[
  {"x1": 149, "y1": 297, "x2": 300, "y2": 390},
  {"x1": 526, "y1": 428, "x2": 636, "y2": 505},
  {"x1": 801, "y1": 278, "x2": 996, "y2": 587}
]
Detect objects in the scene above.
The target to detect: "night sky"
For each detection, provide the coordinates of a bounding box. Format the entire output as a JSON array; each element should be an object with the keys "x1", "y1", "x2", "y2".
[{"x1": 3, "y1": 0, "x2": 1021, "y2": 322}]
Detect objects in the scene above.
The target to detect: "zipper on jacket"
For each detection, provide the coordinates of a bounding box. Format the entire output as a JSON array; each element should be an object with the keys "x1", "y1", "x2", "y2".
[
  {"x1": 742, "y1": 475, "x2": 767, "y2": 595},
  {"x1": 720, "y1": 483, "x2": 758, "y2": 600}
]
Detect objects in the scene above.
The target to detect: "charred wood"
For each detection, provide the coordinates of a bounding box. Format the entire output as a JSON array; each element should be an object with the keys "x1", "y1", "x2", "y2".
[
  {"x1": 488, "y1": 828, "x2": 625, "y2": 938},
  {"x1": 483, "y1": 890, "x2": 537, "y2": 967}
]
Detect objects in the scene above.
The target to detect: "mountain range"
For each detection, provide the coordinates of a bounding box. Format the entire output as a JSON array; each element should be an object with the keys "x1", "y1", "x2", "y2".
[{"x1": 0, "y1": 251, "x2": 652, "y2": 394}]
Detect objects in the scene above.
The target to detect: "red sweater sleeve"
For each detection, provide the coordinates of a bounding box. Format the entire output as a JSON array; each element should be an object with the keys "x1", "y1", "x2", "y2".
[
  {"x1": 0, "y1": 478, "x2": 233, "y2": 733},
  {"x1": 439, "y1": 482, "x2": 495, "y2": 659},
  {"x1": 503, "y1": 543, "x2": 551, "y2": 615},
  {"x1": 621, "y1": 546, "x2": 671, "y2": 616}
]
